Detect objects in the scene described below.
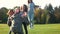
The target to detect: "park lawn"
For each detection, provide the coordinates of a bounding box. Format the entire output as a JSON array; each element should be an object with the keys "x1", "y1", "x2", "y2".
[{"x1": 0, "y1": 24, "x2": 60, "y2": 34}]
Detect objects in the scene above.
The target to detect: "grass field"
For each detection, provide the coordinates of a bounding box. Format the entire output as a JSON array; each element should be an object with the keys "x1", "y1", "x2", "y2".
[{"x1": 0, "y1": 24, "x2": 60, "y2": 34}]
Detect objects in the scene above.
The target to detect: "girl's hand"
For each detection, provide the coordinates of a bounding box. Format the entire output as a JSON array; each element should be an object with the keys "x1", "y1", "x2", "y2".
[
  {"x1": 23, "y1": 12, "x2": 27, "y2": 16},
  {"x1": 22, "y1": 12, "x2": 27, "y2": 16}
]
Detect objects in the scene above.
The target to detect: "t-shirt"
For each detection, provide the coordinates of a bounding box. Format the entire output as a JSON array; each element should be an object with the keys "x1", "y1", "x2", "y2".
[{"x1": 28, "y1": 2, "x2": 35, "y2": 14}]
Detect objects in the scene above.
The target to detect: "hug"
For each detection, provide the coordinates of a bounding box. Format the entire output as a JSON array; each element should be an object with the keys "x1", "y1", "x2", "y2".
[
  {"x1": 7, "y1": 0, "x2": 35, "y2": 34},
  {"x1": 7, "y1": 4, "x2": 29, "y2": 34}
]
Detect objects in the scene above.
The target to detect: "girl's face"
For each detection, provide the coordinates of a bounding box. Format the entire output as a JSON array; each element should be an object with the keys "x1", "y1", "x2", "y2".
[
  {"x1": 10, "y1": 11, "x2": 13, "y2": 15},
  {"x1": 15, "y1": 8, "x2": 20, "y2": 14},
  {"x1": 8, "y1": 11, "x2": 14, "y2": 16},
  {"x1": 28, "y1": 0, "x2": 32, "y2": 3}
]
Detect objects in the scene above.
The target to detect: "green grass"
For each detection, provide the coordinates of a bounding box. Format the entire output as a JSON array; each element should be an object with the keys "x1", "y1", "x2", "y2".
[{"x1": 0, "y1": 24, "x2": 60, "y2": 34}]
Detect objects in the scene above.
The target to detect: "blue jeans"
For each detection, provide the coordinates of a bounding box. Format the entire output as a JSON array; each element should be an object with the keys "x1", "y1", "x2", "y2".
[{"x1": 28, "y1": 13, "x2": 34, "y2": 28}]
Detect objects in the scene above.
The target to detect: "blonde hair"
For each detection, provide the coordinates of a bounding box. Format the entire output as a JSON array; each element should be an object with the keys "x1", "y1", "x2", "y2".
[
  {"x1": 7, "y1": 9, "x2": 14, "y2": 16},
  {"x1": 7, "y1": 10, "x2": 10, "y2": 15}
]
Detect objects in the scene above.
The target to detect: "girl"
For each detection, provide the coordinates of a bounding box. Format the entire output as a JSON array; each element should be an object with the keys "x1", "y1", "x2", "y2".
[
  {"x1": 7, "y1": 9, "x2": 14, "y2": 34},
  {"x1": 22, "y1": 4, "x2": 29, "y2": 34},
  {"x1": 11, "y1": 7, "x2": 24, "y2": 34},
  {"x1": 28, "y1": 0, "x2": 35, "y2": 29}
]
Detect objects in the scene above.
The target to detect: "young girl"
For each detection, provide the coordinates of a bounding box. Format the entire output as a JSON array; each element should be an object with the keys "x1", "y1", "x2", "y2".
[
  {"x1": 22, "y1": 4, "x2": 29, "y2": 34},
  {"x1": 7, "y1": 9, "x2": 14, "y2": 34},
  {"x1": 28, "y1": 0, "x2": 35, "y2": 29},
  {"x1": 11, "y1": 7, "x2": 24, "y2": 34}
]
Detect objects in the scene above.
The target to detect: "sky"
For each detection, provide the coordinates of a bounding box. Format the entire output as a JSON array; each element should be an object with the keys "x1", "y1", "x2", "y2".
[{"x1": 0, "y1": 0, "x2": 60, "y2": 9}]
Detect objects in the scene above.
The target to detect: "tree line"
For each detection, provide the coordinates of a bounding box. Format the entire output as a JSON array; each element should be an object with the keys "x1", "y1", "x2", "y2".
[
  {"x1": 34, "y1": 4, "x2": 60, "y2": 24},
  {"x1": 0, "y1": 4, "x2": 60, "y2": 24}
]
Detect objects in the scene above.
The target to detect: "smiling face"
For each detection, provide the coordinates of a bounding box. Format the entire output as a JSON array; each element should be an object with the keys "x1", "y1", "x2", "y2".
[
  {"x1": 7, "y1": 9, "x2": 14, "y2": 16},
  {"x1": 9, "y1": 11, "x2": 14, "y2": 16},
  {"x1": 14, "y1": 8, "x2": 20, "y2": 14}
]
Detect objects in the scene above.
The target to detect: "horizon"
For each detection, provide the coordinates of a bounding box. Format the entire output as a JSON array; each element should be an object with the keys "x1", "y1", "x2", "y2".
[{"x1": 0, "y1": 0, "x2": 60, "y2": 9}]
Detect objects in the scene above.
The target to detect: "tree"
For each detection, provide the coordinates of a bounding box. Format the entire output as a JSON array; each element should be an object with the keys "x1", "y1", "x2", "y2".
[
  {"x1": 34, "y1": 8, "x2": 41, "y2": 24},
  {"x1": 43, "y1": 4, "x2": 58, "y2": 23},
  {"x1": 48, "y1": 4, "x2": 53, "y2": 13},
  {"x1": 0, "y1": 7, "x2": 8, "y2": 23},
  {"x1": 34, "y1": 7, "x2": 44, "y2": 24},
  {"x1": 44, "y1": 5, "x2": 49, "y2": 24},
  {"x1": 54, "y1": 6, "x2": 60, "y2": 23}
]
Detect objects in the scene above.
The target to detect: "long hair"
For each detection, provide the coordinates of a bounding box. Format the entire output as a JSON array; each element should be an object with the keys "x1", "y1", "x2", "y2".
[
  {"x1": 7, "y1": 9, "x2": 14, "y2": 16},
  {"x1": 23, "y1": 4, "x2": 28, "y2": 12},
  {"x1": 28, "y1": 0, "x2": 33, "y2": 4}
]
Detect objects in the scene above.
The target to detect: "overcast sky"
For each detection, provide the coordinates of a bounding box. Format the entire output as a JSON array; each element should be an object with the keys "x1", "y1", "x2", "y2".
[{"x1": 0, "y1": 0, "x2": 60, "y2": 9}]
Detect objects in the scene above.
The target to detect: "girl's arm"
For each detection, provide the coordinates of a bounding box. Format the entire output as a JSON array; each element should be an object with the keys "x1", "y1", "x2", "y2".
[{"x1": 22, "y1": 12, "x2": 27, "y2": 17}]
